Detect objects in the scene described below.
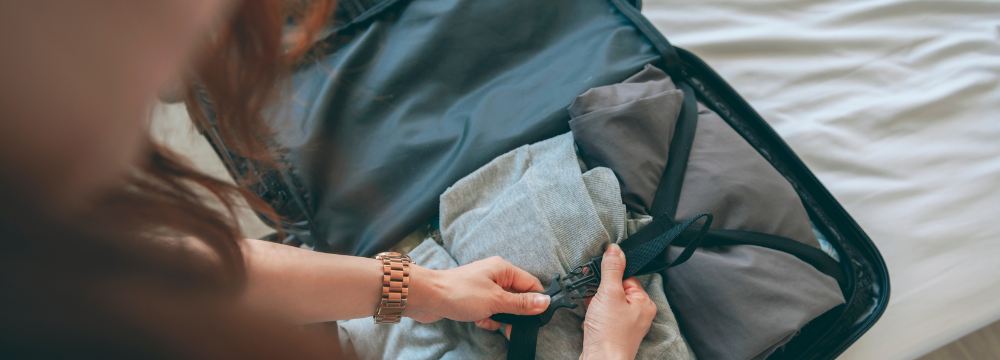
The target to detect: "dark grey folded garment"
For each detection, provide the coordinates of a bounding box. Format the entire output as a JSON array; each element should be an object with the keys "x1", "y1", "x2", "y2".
[
  {"x1": 663, "y1": 244, "x2": 843, "y2": 360},
  {"x1": 568, "y1": 64, "x2": 683, "y2": 214},
  {"x1": 570, "y1": 65, "x2": 845, "y2": 360},
  {"x1": 675, "y1": 103, "x2": 819, "y2": 246},
  {"x1": 663, "y1": 104, "x2": 844, "y2": 360}
]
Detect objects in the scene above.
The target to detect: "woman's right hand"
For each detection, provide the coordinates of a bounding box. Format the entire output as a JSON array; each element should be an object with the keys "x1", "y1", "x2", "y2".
[{"x1": 579, "y1": 243, "x2": 657, "y2": 360}]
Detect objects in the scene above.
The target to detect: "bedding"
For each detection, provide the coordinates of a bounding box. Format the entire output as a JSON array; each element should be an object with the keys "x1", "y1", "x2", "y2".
[{"x1": 641, "y1": 1, "x2": 1000, "y2": 359}]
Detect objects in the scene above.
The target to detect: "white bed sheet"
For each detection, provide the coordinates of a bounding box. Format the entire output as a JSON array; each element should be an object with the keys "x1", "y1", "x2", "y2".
[{"x1": 641, "y1": 1, "x2": 1000, "y2": 359}]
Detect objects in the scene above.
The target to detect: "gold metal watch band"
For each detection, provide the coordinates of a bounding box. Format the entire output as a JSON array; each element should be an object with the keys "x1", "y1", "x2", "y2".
[{"x1": 373, "y1": 252, "x2": 414, "y2": 324}]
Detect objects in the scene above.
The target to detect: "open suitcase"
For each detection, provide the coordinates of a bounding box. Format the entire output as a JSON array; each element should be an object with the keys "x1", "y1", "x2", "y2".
[{"x1": 197, "y1": 0, "x2": 890, "y2": 358}]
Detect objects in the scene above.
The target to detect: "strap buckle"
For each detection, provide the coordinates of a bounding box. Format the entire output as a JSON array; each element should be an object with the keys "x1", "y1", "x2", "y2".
[
  {"x1": 565, "y1": 255, "x2": 603, "y2": 299},
  {"x1": 531, "y1": 257, "x2": 603, "y2": 326},
  {"x1": 533, "y1": 275, "x2": 578, "y2": 326},
  {"x1": 494, "y1": 213, "x2": 714, "y2": 328}
]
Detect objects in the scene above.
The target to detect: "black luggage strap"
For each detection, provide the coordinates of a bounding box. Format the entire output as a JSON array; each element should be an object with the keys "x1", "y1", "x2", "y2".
[
  {"x1": 489, "y1": 80, "x2": 706, "y2": 360},
  {"x1": 650, "y1": 82, "x2": 699, "y2": 220},
  {"x1": 490, "y1": 79, "x2": 846, "y2": 360},
  {"x1": 491, "y1": 212, "x2": 713, "y2": 360}
]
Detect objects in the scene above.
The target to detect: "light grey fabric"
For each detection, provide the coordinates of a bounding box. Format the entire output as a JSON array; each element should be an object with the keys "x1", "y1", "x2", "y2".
[
  {"x1": 568, "y1": 64, "x2": 684, "y2": 214},
  {"x1": 338, "y1": 133, "x2": 695, "y2": 360},
  {"x1": 441, "y1": 133, "x2": 621, "y2": 283}
]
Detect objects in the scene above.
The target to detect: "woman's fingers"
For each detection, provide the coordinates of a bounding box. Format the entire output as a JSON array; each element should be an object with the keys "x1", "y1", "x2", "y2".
[
  {"x1": 491, "y1": 257, "x2": 544, "y2": 293},
  {"x1": 481, "y1": 256, "x2": 547, "y2": 315},
  {"x1": 577, "y1": 245, "x2": 654, "y2": 360},
  {"x1": 493, "y1": 288, "x2": 550, "y2": 315},
  {"x1": 597, "y1": 244, "x2": 626, "y2": 297},
  {"x1": 413, "y1": 257, "x2": 551, "y2": 323},
  {"x1": 622, "y1": 277, "x2": 657, "y2": 320},
  {"x1": 474, "y1": 319, "x2": 512, "y2": 339},
  {"x1": 622, "y1": 277, "x2": 646, "y2": 299},
  {"x1": 475, "y1": 318, "x2": 502, "y2": 331}
]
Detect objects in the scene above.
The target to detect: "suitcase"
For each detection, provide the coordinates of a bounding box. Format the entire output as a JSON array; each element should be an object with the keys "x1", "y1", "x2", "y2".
[{"x1": 196, "y1": 0, "x2": 890, "y2": 358}]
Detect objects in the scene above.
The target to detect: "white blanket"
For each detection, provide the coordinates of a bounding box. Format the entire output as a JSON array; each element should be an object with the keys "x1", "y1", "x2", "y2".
[{"x1": 641, "y1": 1, "x2": 1000, "y2": 359}]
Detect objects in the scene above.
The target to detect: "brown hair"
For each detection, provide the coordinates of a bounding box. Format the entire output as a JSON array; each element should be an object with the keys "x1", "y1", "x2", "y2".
[
  {"x1": 0, "y1": 0, "x2": 343, "y2": 358},
  {"x1": 185, "y1": 0, "x2": 335, "y2": 163}
]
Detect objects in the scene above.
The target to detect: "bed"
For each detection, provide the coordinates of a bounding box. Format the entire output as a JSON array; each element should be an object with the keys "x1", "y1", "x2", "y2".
[{"x1": 640, "y1": 0, "x2": 1000, "y2": 359}]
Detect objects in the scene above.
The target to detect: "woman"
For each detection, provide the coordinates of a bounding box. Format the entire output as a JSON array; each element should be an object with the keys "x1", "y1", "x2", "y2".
[{"x1": 0, "y1": 1, "x2": 656, "y2": 359}]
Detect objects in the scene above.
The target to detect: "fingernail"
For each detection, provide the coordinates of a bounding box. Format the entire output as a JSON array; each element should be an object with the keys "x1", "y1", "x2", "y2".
[
  {"x1": 606, "y1": 243, "x2": 621, "y2": 255},
  {"x1": 534, "y1": 294, "x2": 550, "y2": 309}
]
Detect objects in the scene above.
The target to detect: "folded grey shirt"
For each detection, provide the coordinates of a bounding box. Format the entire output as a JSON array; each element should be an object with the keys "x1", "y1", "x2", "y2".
[{"x1": 337, "y1": 133, "x2": 695, "y2": 360}]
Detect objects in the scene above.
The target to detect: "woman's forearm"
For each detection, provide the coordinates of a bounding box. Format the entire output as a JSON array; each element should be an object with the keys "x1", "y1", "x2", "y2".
[
  {"x1": 236, "y1": 239, "x2": 548, "y2": 326},
  {"x1": 240, "y1": 239, "x2": 391, "y2": 323}
]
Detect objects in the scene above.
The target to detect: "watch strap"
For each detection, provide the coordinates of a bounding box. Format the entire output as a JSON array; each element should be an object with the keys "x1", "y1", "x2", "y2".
[{"x1": 373, "y1": 252, "x2": 413, "y2": 324}]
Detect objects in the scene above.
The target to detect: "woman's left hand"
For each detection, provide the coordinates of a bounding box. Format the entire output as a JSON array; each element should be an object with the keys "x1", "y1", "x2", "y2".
[{"x1": 405, "y1": 256, "x2": 550, "y2": 324}]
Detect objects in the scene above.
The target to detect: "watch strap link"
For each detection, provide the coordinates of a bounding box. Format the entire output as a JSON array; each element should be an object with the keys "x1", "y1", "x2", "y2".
[{"x1": 374, "y1": 252, "x2": 413, "y2": 324}]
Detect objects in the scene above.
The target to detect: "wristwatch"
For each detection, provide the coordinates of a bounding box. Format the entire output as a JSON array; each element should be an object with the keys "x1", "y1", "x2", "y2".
[{"x1": 373, "y1": 252, "x2": 415, "y2": 324}]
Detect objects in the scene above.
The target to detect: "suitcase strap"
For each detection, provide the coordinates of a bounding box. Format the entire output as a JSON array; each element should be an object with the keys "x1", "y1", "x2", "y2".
[
  {"x1": 490, "y1": 80, "x2": 707, "y2": 360},
  {"x1": 492, "y1": 79, "x2": 845, "y2": 359},
  {"x1": 491, "y1": 213, "x2": 714, "y2": 360}
]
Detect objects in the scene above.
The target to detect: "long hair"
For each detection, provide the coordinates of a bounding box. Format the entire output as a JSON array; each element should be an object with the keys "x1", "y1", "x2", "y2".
[{"x1": 0, "y1": 0, "x2": 342, "y2": 358}]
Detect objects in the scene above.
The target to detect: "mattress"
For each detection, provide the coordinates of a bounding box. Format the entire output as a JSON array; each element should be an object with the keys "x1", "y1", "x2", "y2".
[{"x1": 641, "y1": 0, "x2": 1000, "y2": 359}]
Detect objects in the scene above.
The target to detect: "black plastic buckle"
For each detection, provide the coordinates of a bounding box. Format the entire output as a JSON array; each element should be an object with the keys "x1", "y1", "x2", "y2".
[
  {"x1": 534, "y1": 275, "x2": 577, "y2": 326},
  {"x1": 534, "y1": 255, "x2": 604, "y2": 326},
  {"x1": 565, "y1": 255, "x2": 603, "y2": 299}
]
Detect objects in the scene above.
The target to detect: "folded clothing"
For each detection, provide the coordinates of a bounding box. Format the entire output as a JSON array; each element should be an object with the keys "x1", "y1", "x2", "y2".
[
  {"x1": 664, "y1": 104, "x2": 844, "y2": 360},
  {"x1": 337, "y1": 133, "x2": 695, "y2": 360},
  {"x1": 569, "y1": 65, "x2": 845, "y2": 360},
  {"x1": 568, "y1": 64, "x2": 683, "y2": 214},
  {"x1": 675, "y1": 103, "x2": 819, "y2": 246}
]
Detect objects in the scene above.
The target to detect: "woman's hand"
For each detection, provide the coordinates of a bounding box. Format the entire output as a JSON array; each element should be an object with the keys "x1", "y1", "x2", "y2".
[
  {"x1": 405, "y1": 256, "x2": 550, "y2": 323},
  {"x1": 579, "y1": 244, "x2": 657, "y2": 360}
]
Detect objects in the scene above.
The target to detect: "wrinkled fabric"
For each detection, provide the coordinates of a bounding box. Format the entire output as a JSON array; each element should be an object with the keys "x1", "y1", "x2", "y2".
[
  {"x1": 337, "y1": 133, "x2": 695, "y2": 360},
  {"x1": 568, "y1": 65, "x2": 684, "y2": 214}
]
